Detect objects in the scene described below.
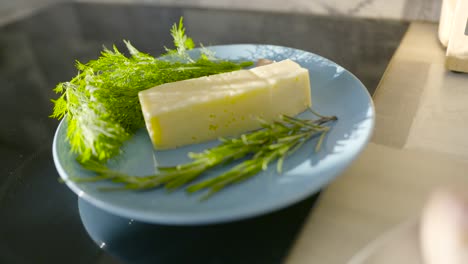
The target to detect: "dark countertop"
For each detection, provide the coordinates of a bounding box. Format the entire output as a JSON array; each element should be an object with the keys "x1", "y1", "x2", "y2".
[{"x1": 0, "y1": 2, "x2": 408, "y2": 264}]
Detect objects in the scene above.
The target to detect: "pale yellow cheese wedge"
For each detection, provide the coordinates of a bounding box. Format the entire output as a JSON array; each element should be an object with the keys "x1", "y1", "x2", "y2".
[{"x1": 139, "y1": 59, "x2": 311, "y2": 149}]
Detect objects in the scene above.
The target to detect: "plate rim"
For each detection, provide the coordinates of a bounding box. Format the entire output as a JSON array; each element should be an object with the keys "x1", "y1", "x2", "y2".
[{"x1": 53, "y1": 43, "x2": 375, "y2": 225}]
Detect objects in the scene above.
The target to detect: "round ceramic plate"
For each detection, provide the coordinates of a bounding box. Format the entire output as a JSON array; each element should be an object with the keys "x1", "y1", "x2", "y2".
[{"x1": 53, "y1": 44, "x2": 375, "y2": 225}]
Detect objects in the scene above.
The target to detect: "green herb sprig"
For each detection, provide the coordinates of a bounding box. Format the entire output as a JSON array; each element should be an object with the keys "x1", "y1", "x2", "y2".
[
  {"x1": 51, "y1": 17, "x2": 252, "y2": 163},
  {"x1": 74, "y1": 110, "x2": 337, "y2": 200}
]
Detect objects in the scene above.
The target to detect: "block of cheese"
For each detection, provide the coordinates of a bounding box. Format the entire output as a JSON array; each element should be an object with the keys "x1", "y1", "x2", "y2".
[{"x1": 139, "y1": 59, "x2": 311, "y2": 149}]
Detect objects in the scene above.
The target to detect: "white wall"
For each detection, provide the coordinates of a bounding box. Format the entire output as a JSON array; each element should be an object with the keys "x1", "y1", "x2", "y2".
[
  {"x1": 74, "y1": 0, "x2": 442, "y2": 22},
  {"x1": 0, "y1": 0, "x2": 442, "y2": 26},
  {"x1": 0, "y1": 0, "x2": 67, "y2": 26}
]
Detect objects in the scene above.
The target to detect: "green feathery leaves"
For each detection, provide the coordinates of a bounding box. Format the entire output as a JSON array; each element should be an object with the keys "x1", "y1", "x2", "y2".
[{"x1": 51, "y1": 17, "x2": 253, "y2": 163}]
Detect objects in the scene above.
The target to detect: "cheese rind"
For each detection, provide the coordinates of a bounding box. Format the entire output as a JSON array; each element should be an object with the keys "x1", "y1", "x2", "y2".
[{"x1": 139, "y1": 59, "x2": 312, "y2": 149}]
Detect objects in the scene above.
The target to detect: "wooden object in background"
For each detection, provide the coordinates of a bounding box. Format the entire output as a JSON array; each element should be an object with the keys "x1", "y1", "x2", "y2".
[{"x1": 445, "y1": 0, "x2": 468, "y2": 72}]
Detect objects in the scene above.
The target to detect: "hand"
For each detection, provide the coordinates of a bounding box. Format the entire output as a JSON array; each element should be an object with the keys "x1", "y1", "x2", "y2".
[{"x1": 420, "y1": 187, "x2": 468, "y2": 264}]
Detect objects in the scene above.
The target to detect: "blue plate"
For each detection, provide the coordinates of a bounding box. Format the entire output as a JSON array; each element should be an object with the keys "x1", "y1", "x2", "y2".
[{"x1": 53, "y1": 44, "x2": 374, "y2": 225}]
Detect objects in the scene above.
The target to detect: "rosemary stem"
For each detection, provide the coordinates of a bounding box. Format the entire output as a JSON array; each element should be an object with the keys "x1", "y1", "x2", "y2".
[{"x1": 77, "y1": 112, "x2": 338, "y2": 200}]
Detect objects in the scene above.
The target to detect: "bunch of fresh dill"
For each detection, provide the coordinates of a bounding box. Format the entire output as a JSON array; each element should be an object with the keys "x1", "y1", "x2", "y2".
[{"x1": 51, "y1": 18, "x2": 252, "y2": 163}]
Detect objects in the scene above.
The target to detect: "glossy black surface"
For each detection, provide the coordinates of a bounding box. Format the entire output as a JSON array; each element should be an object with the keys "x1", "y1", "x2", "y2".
[{"x1": 0, "y1": 2, "x2": 408, "y2": 264}]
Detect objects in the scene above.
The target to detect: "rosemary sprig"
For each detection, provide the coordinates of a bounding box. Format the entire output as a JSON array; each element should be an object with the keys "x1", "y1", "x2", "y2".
[{"x1": 74, "y1": 110, "x2": 337, "y2": 200}]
